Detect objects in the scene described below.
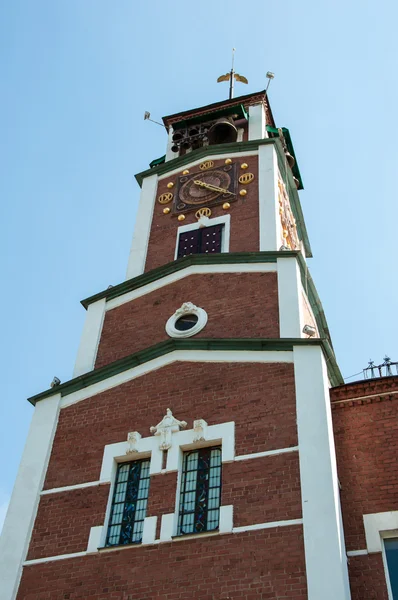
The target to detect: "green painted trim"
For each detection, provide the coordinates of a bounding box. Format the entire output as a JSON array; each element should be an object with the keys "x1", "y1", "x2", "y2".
[
  {"x1": 134, "y1": 137, "x2": 312, "y2": 258},
  {"x1": 134, "y1": 138, "x2": 272, "y2": 187},
  {"x1": 81, "y1": 251, "x2": 283, "y2": 309},
  {"x1": 28, "y1": 336, "x2": 342, "y2": 406}
]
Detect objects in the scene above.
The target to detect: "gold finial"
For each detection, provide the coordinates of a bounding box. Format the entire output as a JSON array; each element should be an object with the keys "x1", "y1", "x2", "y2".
[{"x1": 217, "y1": 48, "x2": 248, "y2": 99}]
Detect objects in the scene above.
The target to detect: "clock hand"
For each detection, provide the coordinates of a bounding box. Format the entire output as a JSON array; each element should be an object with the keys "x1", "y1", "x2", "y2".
[{"x1": 193, "y1": 180, "x2": 234, "y2": 195}]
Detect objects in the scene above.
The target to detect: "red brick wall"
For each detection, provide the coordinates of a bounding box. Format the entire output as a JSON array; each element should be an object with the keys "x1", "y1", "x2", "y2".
[
  {"x1": 17, "y1": 526, "x2": 307, "y2": 600},
  {"x1": 31, "y1": 452, "x2": 301, "y2": 560},
  {"x1": 145, "y1": 155, "x2": 259, "y2": 272},
  {"x1": 348, "y1": 554, "x2": 389, "y2": 600},
  {"x1": 27, "y1": 485, "x2": 109, "y2": 560},
  {"x1": 44, "y1": 362, "x2": 297, "y2": 490},
  {"x1": 332, "y1": 380, "x2": 398, "y2": 551},
  {"x1": 223, "y1": 453, "x2": 301, "y2": 526},
  {"x1": 95, "y1": 272, "x2": 279, "y2": 368},
  {"x1": 331, "y1": 377, "x2": 398, "y2": 599}
]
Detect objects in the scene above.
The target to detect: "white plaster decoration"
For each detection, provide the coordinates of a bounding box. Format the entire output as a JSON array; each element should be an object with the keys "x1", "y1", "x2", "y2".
[
  {"x1": 258, "y1": 144, "x2": 280, "y2": 252},
  {"x1": 233, "y1": 518, "x2": 303, "y2": 534},
  {"x1": 73, "y1": 298, "x2": 106, "y2": 378},
  {"x1": 165, "y1": 302, "x2": 208, "y2": 339},
  {"x1": 150, "y1": 408, "x2": 187, "y2": 451},
  {"x1": 126, "y1": 431, "x2": 142, "y2": 454},
  {"x1": 193, "y1": 419, "x2": 208, "y2": 442},
  {"x1": 219, "y1": 505, "x2": 234, "y2": 533},
  {"x1": 363, "y1": 511, "x2": 398, "y2": 553},
  {"x1": 100, "y1": 434, "x2": 161, "y2": 481},
  {"x1": 142, "y1": 516, "x2": 158, "y2": 544},
  {"x1": 0, "y1": 393, "x2": 61, "y2": 600},
  {"x1": 174, "y1": 214, "x2": 231, "y2": 260},
  {"x1": 160, "y1": 513, "x2": 175, "y2": 542},
  {"x1": 87, "y1": 525, "x2": 103, "y2": 554},
  {"x1": 277, "y1": 256, "x2": 304, "y2": 338},
  {"x1": 293, "y1": 345, "x2": 351, "y2": 600},
  {"x1": 126, "y1": 173, "x2": 158, "y2": 280},
  {"x1": 107, "y1": 263, "x2": 276, "y2": 311},
  {"x1": 61, "y1": 350, "x2": 294, "y2": 409},
  {"x1": 237, "y1": 127, "x2": 244, "y2": 142},
  {"x1": 248, "y1": 104, "x2": 266, "y2": 141},
  {"x1": 167, "y1": 421, "x2": 235, "y2": 472}
]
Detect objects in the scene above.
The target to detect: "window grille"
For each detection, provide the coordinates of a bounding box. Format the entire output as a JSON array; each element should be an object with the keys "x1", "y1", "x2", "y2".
[
  {"x1": 177, "y1": 224, "x2": 223, "y2": 259},
  {"x1": 106, "y1": 459, "x2": 150, "y2": 546},
  {"x1": 177, "y1": 446, "x2": 222, "y2": 535}
]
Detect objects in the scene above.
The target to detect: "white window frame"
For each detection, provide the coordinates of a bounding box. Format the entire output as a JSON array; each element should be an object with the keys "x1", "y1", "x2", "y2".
[
  {"x1": 382, "y1": 532, "x2": 398, "y2": 600},
  {"x1": 174, "y1": 214, "x2": 231, "y2": 260},
  {"x1": 160, "y1": 421, "x2": 235, "y2": 542}
]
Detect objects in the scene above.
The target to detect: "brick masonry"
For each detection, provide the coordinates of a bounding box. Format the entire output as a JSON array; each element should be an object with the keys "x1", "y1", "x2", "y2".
[
  {"x1": 95, "y1": 272, "x2": 279, "y2": 368},
  {"x1": 44, "y1": 362, "x2": 297, "y2": 490},
  {"x1": 17, "y1": 526, "x2": 307, "y2": 600},
  {"x1": 331, "y1": 376, "x2": 398, "y2": 598},
  {"x1": 145, "y1": 155, "x2": 259, "y2": 272}
]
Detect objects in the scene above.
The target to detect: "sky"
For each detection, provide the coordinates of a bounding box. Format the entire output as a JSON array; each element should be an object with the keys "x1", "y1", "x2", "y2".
[{"x1": 0, "y1": 0, "x2": 397, "y2": 530}]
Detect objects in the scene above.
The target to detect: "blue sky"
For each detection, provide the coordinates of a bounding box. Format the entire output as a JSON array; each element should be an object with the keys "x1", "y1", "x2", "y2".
[{"x1": 1, "y1": 0, "x2": 397, "y2": 528}]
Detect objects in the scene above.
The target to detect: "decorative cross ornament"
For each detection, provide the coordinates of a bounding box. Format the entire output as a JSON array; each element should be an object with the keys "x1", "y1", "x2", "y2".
[
  {"x1": 126, "y1": 431, "x2": 142, "y2": 454},
  {"x1": 150, "y1": 408, "x2": 187, "y2": 450}
]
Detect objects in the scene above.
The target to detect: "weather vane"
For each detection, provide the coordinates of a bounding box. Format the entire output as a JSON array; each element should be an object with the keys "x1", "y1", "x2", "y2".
[{"x1": 217, "y1": 48, "x2": 248, "y2": 100}]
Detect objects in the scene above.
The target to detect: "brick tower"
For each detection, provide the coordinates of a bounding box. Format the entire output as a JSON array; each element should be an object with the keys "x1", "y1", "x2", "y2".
[{"x1": 1, "y1": 89, "x2": 357, "y2": 600}]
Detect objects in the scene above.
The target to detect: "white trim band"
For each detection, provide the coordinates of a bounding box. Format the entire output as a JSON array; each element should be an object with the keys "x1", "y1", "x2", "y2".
[
  {"x1": 235, "y1": 446, "x2": 299, "y2": 462},
  {"x1": 233, "y1": 518, "x2": 303, "y2": 534}
]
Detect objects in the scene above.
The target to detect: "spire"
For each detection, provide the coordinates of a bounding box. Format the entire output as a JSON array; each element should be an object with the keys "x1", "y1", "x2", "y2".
[{"x1": 217, "y1": 48, "x2": 248, "y2": 99}]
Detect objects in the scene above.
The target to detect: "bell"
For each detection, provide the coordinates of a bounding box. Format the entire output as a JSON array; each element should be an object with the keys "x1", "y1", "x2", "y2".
[
  {"x1": 172, "y1": 131, "x2": 184, "y2": 143},
  {"x1": 285, "y1": 152, "x2": 295, "y2": 168},
  {"x1": 182, "y1": 139, "x2": 191, "y2": 150},
  {"x1": 188, "y1": 126, "x2": 199, "y2": 137},
  {"x1": 207, "y1": 118, "x2": 238, "y2": 146},
  {"x1": 293, "y1": 177, "x2": 300, "y2": 189},
  {"x1": 171, "y1": 144, "x2": 179, "y2": 153}
]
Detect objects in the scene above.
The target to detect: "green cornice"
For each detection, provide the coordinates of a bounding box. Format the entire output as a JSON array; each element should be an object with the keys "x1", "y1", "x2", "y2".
[
  {"x1": 80, "y1": 250, "x2": 339, "y2": 379},
  {"x1": 134, "y1": 138, "x2": 312, "y2": 258},
  {"x1": 28, "y1": 336, "x2": 342, "y2": 406},
  {"x1": 81, "y1": 251, "x2": 282, "y2": 309}
]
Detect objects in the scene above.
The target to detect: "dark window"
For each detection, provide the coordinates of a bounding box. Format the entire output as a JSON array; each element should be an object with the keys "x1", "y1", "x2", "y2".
[
  {"x1": 106, "y1": 459, "x2": 150, "y2": 546},
  {"x1": 385, "y1": 538, "x2": 398, "y2": 597},
  {"x1": 177, "y1": 446, "x2": 222, "y2": 535},
  {"x1": 177, "y1": 224, "x2": 223, "y2": 259},
  {"x1": 174, "y1": 314, "x2": 198, "y2": 331}
]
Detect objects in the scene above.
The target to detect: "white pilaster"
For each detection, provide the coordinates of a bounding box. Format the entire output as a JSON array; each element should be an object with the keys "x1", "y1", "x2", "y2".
[
  {"x1": 248, "y1": 104, "x2": 266, "y2": 140},
  {"x1": 126, "y1": 174, "x2": 158, "y2": 280},
  {"x1": 73, "y1": 298, "x2": 106, "y2": 378},
  {"x1": 258, "y1": 144, "x2": 280, "y2": 251},
  {"x1": 293, "y1": 345, "x2": 351, "y2": 600},
  {"x1": 277, "y1": 257, "x2": 303, "y2": 338},
  {"x1": 0, "y1": 393, "x2": 61, "y2": 600}
]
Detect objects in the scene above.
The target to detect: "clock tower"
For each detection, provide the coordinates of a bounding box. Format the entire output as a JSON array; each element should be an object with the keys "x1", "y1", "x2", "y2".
[{"x1": 1, "y1": 89, "x2": 354, "y2": 600}]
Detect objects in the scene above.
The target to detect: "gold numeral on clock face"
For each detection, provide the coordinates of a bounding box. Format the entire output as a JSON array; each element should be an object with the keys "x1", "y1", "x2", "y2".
[
  {"x1": 238, "y1": 172, "x2": 255, "y2": 185},
  {"x1": 158, "y1": 192, "x2": 173, "y2": 204},
  {"x1": 195, "y1": 207, "x2": 212, "y2": 219},
  {"x1": 199, "y1": 160, "x2": 214, "y2": 170}
]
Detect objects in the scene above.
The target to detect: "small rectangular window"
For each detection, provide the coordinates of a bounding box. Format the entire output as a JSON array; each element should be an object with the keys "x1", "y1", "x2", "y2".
[
  {"x1": 177, "y1": 224, "x2": 224, "y2": 259},
  {"x1": 384, "y1": 538, "x2": 398, "y2": 598},
  {"x1": 106, "y1": 459, "x2": 150, "y2": 546},
  {"x1": 177, "y1": 446, "x2": 222, "y2": 535}
]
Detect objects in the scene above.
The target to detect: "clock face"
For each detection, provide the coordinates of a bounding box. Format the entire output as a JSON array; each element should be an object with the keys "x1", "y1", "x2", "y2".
[{"x1": 172, "y1": 163, "x2": 237, "y2": 214}]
